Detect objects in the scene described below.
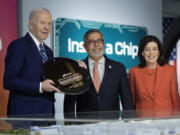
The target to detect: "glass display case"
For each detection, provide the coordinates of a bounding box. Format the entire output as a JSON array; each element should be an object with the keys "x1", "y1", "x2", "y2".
[{"x1": 1, "y1": 110, "x2": 180, "y2": 135}]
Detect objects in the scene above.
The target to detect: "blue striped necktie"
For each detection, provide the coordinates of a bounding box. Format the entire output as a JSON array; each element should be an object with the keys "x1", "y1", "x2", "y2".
[{"x1": 39, "y1": 44, "x2": 48, "y2": 63}]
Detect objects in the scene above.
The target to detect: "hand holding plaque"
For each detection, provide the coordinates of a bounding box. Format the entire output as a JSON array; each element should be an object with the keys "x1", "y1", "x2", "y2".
[{"x1": 42, "y1": 57, "x2": 91, "y2": 95}]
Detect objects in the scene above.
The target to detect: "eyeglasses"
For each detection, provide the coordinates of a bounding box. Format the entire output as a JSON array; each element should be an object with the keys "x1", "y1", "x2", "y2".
[{"x1": 87, "y1": 39, "x2": 104, "y2": 45}]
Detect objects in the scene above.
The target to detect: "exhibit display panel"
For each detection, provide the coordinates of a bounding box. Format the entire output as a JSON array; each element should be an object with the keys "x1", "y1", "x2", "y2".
[{"x1": 1, "y1": 110, "x2": 180, "y2": 135}]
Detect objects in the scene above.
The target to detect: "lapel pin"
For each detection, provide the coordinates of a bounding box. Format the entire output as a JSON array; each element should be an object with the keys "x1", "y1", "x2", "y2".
[{"x1": 109, "y1": 65, "x2": 112, "y2": 69}]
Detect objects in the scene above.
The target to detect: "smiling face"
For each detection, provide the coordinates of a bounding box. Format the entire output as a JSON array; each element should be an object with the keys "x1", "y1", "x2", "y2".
[
  {"x1": 29, "y1": 10, "x2": 52, "y2": 43},
  {"x1": 142, "y1": 41, "x2": 160, "y2": 68},
  {"x1": 84, "y1": 32, "x2": 104, "y2": 61}
]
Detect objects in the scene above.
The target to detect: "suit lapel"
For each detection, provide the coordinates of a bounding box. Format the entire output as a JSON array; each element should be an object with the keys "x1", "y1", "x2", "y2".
[
  {"x1": 140, "y1": 68, "x2": 154, "y2": 99},
  {"x1": 44, "y1": 44, "x2": 53, "y2": 60},
  {"x1": 98, "y1": 56, "x2": 112, "y2": 94},
  {"x1": 101, "y1": 57, "x2": 111, "y2": 83},
  {"x1": 153, "y1": 64, "x2": 160, "y2": 96},
  {"x1": 84, "y1": 57, "x2": 97, "y2": 93},
  {"x1": 25, "y1": 33, "x2": 44, "y2": 64},
  {"x1": 141, "y1": 65, "x2": 160, "y2": 100}
]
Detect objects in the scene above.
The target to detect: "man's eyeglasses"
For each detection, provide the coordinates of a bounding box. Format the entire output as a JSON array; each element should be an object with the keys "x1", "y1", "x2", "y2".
[{"x1": 87, "y1": 39, "x2": 104, "y2": 45}]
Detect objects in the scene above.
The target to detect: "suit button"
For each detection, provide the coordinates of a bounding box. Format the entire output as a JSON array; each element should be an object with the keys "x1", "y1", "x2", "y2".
[{"x1": 97, "y1": 96, "x2": 100, "y2": 100}]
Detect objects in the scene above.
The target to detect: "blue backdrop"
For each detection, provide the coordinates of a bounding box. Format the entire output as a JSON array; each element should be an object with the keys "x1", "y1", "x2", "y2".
[{"x1": 54, "y1": 18, "x2": 147, "y2": 72}]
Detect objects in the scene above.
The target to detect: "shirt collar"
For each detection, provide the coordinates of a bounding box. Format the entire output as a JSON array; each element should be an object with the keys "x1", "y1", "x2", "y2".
[
  {"x1": 88, "y1": 56, "x2": 105, "y2": 65},
  {"x1": 29, "y1": 32, "x2": 44, "y2": 49}
]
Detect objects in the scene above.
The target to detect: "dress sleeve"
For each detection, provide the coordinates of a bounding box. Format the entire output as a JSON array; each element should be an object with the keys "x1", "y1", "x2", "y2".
[{"x1": 171, "y1": 67, "x2": 180, "y2": 111}]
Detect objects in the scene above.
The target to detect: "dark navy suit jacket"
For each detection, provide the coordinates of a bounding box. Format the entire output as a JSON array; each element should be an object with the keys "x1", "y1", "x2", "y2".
[
  {"x1": 64, "y1": 56, "x2": 135, "y2": 118},
  {"x1": 3, "y1": 33, "x2": 55, "y2": 116}
]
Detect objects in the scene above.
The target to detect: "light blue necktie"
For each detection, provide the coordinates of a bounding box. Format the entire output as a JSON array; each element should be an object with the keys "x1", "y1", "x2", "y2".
[{"x1": 39, "y1": 44, "x2": 48, "y2": 63}]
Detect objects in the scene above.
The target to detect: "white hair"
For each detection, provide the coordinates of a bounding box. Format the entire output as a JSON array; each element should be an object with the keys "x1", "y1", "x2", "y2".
[{"x1": 29, "y1": 8, "x2": 51, "y2": 22}]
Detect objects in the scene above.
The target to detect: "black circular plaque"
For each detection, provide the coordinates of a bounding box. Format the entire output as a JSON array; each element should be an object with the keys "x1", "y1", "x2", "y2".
[{"x1": 42, "y1": 57, "x2": 92, "y2": 95}]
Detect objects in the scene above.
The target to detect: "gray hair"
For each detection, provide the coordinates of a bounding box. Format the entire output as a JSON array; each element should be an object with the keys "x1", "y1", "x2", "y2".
[
  {"x1": 29, "y1": 8, "x2": 51, "y2": 22},
  {"x1": 83, "y1": 29, "x2": 104, "y2": 45}
]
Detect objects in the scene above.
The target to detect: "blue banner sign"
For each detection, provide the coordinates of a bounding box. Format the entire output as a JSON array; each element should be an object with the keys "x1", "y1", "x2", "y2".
[{"x1": 54, "y1": 18, "x2": 147, "y2": 72}]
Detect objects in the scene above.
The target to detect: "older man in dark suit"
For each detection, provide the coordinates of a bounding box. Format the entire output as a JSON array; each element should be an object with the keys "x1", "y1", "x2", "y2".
[
  {"x1": 64, "y1": 29, "x2": 135, "y2": 119},
  {"x1": 3, "y1": 8, "x2": 61, "y2": 117}
]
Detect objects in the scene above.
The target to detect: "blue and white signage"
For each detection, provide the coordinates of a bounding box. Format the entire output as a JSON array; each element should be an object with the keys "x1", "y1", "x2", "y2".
[{"x1": 54, "y1": 18, "x2": 147, "y2": 71}]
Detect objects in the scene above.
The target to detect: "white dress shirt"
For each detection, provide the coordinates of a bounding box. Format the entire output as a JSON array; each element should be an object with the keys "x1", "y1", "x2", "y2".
[{"x1": 88, "y1": 56, "x2": 105, "y2": 83}]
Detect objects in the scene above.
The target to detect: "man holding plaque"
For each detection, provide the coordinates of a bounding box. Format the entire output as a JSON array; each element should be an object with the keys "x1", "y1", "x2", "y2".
[
  {"x1": 64, "y1": 29, "x2": 135, "y2": 119},
  {"x1": 3, "y1": 8, "x2": 61, "y2": 117}
]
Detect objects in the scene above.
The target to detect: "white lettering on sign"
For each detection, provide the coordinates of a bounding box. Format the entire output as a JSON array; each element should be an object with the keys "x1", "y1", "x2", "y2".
[
  {"x1": 68, "y1": 38, "x2": 85, "y2": 53},
  {"x1": 114, "y1": 41, "x2": 138, "y2": 59},
  {"x1": 68, "y1": 38, "x2": 138, "y2": 59}
]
